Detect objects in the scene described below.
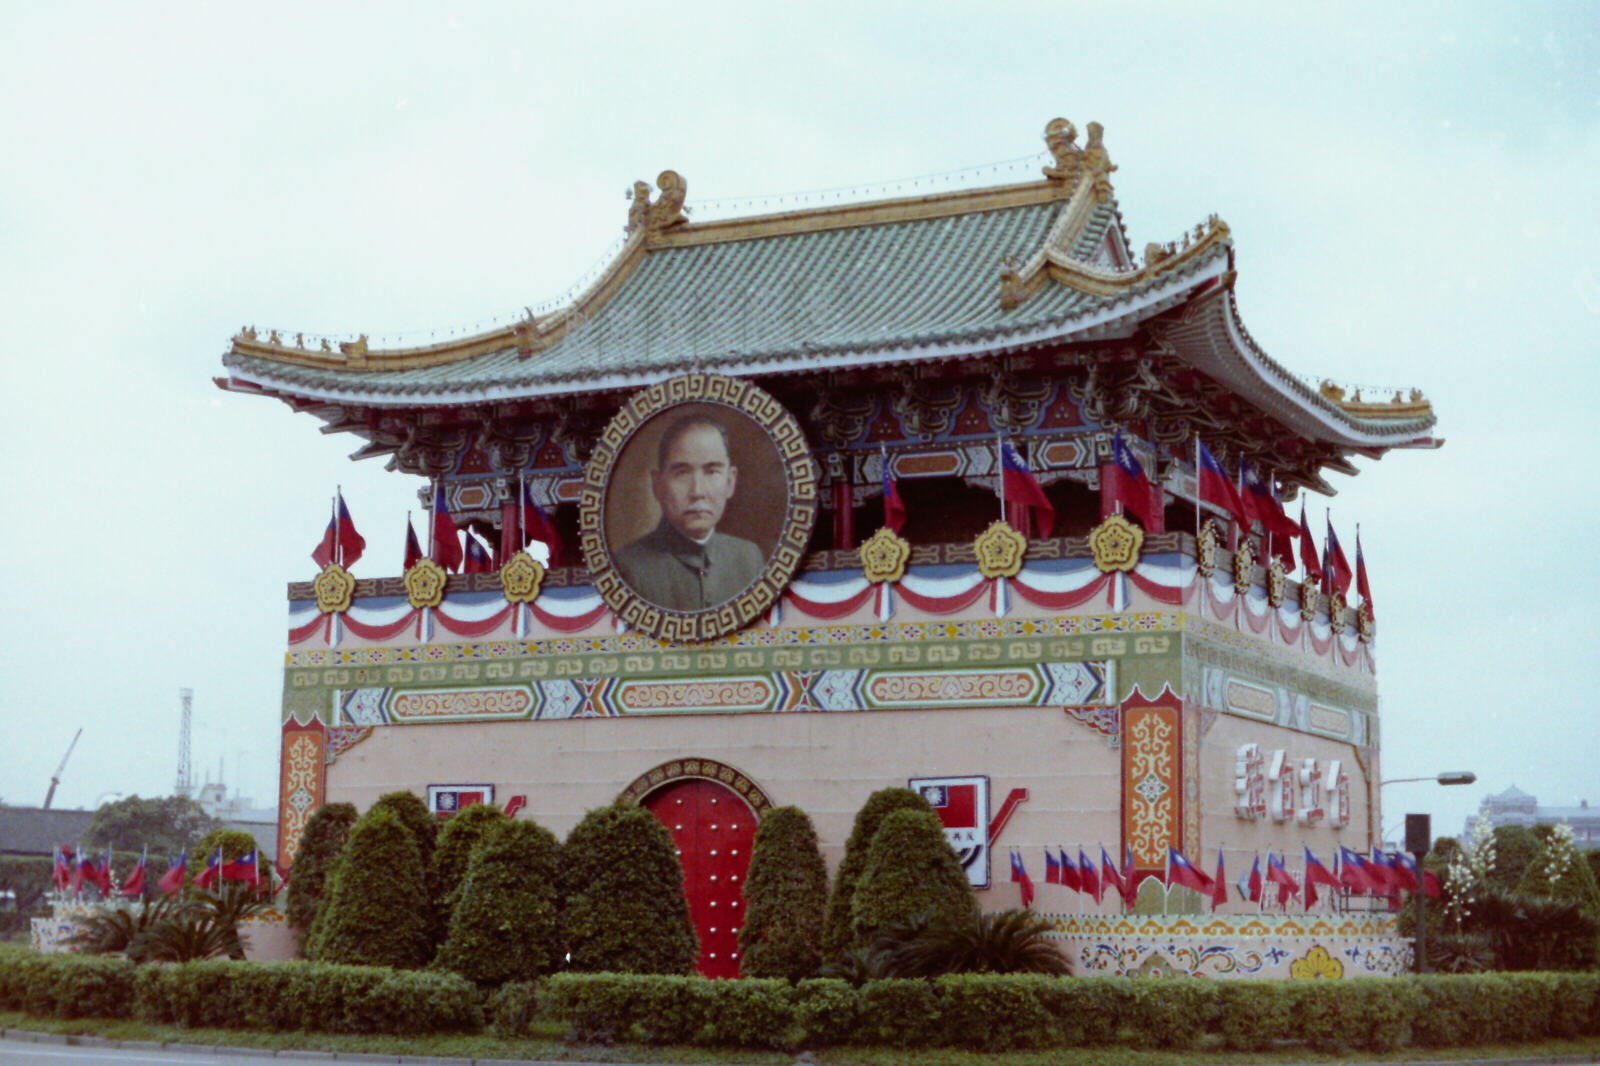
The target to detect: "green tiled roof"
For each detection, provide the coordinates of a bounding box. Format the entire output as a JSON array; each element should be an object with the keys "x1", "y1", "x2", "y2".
[{"x1": 225, "y1": 197, "x2": 1215, "y2": 401}]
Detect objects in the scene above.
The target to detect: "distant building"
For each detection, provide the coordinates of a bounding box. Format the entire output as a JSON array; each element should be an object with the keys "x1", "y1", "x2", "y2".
[
  {"x1": 194, "y1": 781, "x2": 278, "y2": 860},
  {"x1": 1473, "y1": 785, "x2": 1600, "y2": 850},
  {"x1": 0, "y1": 807, "x2": 94, "y2": 859}
]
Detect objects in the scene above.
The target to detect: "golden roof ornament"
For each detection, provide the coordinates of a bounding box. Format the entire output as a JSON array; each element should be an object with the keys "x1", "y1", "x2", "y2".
[
  {"x1": 1299, "y1": 580, "x2": 1319, "y2": 622},
  {"x1": 1232, "y1": 538, "x2": 1255, "y2": 596},
  {"x1": 1327, "y1": 591, "x2": 1346, "y2": 630},
  {"x1": 1196, "y1": 520, "x2": 1221, "y2": 578},
  {"x1": 1358, "y1": 602, "x2": 1375, "y2": 643},
  {"x1": 1266, "y1": 558, "x2": 1287, "y2": 608},
  {"x1": 627, "y1": 170, "x2": 689, "y2": 236},
  {"x1": 1089, "y1": 513, "x2": 1143, "y2": 573},
  {"x1": 312, "y1": 562, "x2": 355, "y2": 615},
  {"x1": 1041, "y1": 118, "x2": 1081, "y2": 182},
  {"x1": 860, "y1": 527, "x2": 911, "y2": 585},
  {"x1": 974, "y1": 520, "x2": 1028, "y2": 579}
]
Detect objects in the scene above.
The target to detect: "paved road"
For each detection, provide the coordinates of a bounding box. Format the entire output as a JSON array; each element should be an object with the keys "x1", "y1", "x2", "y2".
[{"x1": 0, "y1": 1037, "x2": 337, "y2": 1065}]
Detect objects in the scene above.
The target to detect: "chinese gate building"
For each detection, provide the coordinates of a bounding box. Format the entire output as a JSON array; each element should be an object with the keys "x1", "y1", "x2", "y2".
[{"x1": 220, "y1": 117, "x2": 1438, "y2": 979}]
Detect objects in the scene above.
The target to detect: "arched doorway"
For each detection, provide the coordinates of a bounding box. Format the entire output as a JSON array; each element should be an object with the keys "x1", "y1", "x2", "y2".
[{"x1": 642, "y1": 776, "x2": 757, "y2": 978}]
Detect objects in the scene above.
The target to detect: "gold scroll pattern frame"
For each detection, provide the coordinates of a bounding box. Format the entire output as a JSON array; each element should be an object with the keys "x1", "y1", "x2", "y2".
[
  {"x1": 1122, "y1": 692, "x2": 1181, "y2": 876},
  {"x1": 580, "y1": 374, "x2": 819, "y2": 644}
]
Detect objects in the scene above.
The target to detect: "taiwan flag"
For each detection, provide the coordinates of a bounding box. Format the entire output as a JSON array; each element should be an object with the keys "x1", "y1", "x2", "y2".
[
  {"x1": 195, "y1": 847, "x2": 224, "y2": 891},
  {"x1": 1120, "y1": 844, "x2": 1143, "y2": 906},
  {"x1": 1266, "y1": 852, "x2": 1299, "y2": 906},
  {"x1": 881, "y1": 446, "x2": 907, "y2": 534},
  {"x1": 1368, "y1": 848, "x2": 1399, "y2": 895},
  {"x1": 1166, "y1": 846, "x2": 1214, "y2": 895},
  {"x1": 1197, "y1": 440, "x2": 1249, "y2": 530},
  {"x1": 520, "y1": 481, "x2": 563, "y2": 567},
  {"x1": 1099, "y1": 845, "x2": 1126, "y2": 903},
  {"x1": 1242, "y1": 461, "x2": 1297, "y2": 568},
  {"x1": 1392, "y1": 851, "x2": 1422, "y2": 895},
  {"x1": 1078, "y1": 847, "x2": 1101, "y2": 903},
  {"x1": 1323, "y1": 518, "x2": 1352, "y2": 597},
  {"x1": 431, "y1": 483, "x2": 464, "y2": 572},
  {"x1": 999, "y1": 440, "x2": 1056, "y2": 538},
  {"x1": 1304, "y1": 847, "x2": 1341, "y2": 895},
  {"x1": 1058, "y1": 848, "x2": 1081, "y2": 893},
  {"x1": 1338, "y1": 845, "x2": 1376, "y2": 893},
  {"x1": 1356, "y1": 531, "x2": 1374, "y2": 618},
  {"x1": 1102, "y1": 428, "x2": 1161, "y2": 531},
  {"x1": 462, "y1": 531, "x2": 494, "y2": 574},
  {"x1": 1044, "y1": 848, "x2": 1061, "y2": 885},
  {"x1": 312, "y1": 492, "x2": 366, "y2": 570},
  {"x1": 1210, "y1": 848, "x2": 1230, "y2": 910},
  {"x1": 121, "y1": 850, "x2": 147, "y2": 898},
  {"x1": 157, "y1": 851, "x2": 187, "y2": 895},
  {"x1": 52, "y1": 845, "x2": 72, "y2": 892},
  {"x1": 1298, "y1": 503, "x2": 1324, "y2": 587},
  {"x1": 223, "y1": 848, "x2": 260, "y2": 886},
  {"x1": 1237, "y1": 853, "x2": 1264, "y2": 905},
  {"x1": 403, "y1": 515, "x2": 423, "y2": 570},
  {"x1": 1009, "y1": 850, "x2": 1035, "y2": 910}
]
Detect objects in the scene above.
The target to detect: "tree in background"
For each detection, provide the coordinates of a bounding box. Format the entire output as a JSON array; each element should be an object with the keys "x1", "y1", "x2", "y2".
[
  {"x1": 306, "y1": 805, "x2": 430, "y2": 968},
  {"x1": 562, "y1": 801, "x2": 696, "y2": 974},
  {"x1": 84, "y1": 794, "x2": 219, "y2": 856},
  {"x1": 738, "y1": 805, "x2": 829, "y2": 980},
  {"x1": 849, "y1": 807, "x2": 975, "y2": 947},
  {"x1": 821, "y1": 787, "x2": 933, "y2": 960},
  {"x1": 427, "y1": 802, "x2": 508, "y2": 930},
  {"x1": 1486, "y1": 825, "x2": 1540, "y2": 894},
  {"x1": 286, "y1": 801, "x2": 357, "y2": 956},
  {"x1": 434, "y1": 820, "x2": 563, "y2": 984}
]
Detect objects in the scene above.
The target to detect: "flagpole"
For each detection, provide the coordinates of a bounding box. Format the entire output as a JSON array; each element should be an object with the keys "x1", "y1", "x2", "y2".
[
  {"x1": 519, "y1": 473, "x2": 528, "y2": 551},
  {"x1": 327, "y1": 493, "x2": 336, "y2": 566},
  {"x1": 996, "y1": 434, "x2": 1006, "y2": 522},
  {"x1": 1193, "y1": 434, "x2": 1202, "y2": 549},
  {"x1": 429, "y1": 479, "x2": 438, "y2": 562}
]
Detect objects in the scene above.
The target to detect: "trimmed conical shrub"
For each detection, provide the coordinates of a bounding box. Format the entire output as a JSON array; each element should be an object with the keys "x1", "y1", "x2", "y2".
[
  {"x1": 562, "y1": 801, "x2": 697, "y2": 974},
  {"x1": 739, "y1": 805, "x2": 829, "y2": 980},
  {"x1": 306, "y1": 805, "x2": 431, "y2": 968},
  {"x1": 821, "y1": 787, "x2": 933, "y2": 959},
  {"x1": 369, "y1": 790, "x2": 439, "y2": 872},
  {"x1": 850, "y1": 807, "x2": 975, "y2": 945},
  {"x1": 434, "y1": 820, "x2": 563, "y2": 984},
  {"x1": 287, "y1": 802, "x2": 357, "y2": 956},
  {"x1": 428, "y1": 803, "x2": 509, "y2": 923}
]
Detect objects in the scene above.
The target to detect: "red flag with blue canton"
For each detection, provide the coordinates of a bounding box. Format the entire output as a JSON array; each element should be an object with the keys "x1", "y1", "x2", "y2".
[
  {"x1": 195, "y1": 847, "x2": 223, "y2": 891},
  {"x1": 121, "y1": 850, "x2": 147, "y2": 898},
  {"x1": 223, "y1": 848, "x2": 260, "y2": 886},
  {"x1": 1100, "y1": 845, "x2": 1126, "y2": 902},
  {"x1": 1058, "y1": 847, "x2": 1081, "y2": 893},
  {"x1": 1391, "y1": 851, "x2": 1422, "y2": 894},
  {"x1": 1009, "y1": 850, "x2": 1035, "y2": 909},
  {"x1": 157, "y1": 851, "x2": 186, "y2": 895},
  {"x1": 333, "y1": 495, "x2": 365, "y2": 568},
  {"x1": 1043, "y1": 849, "x2": 1060, "y2": 885},
  {"x1": 520, "y1": 481, "x2": 563, "y2": 567},
  {"x1": 462, "y1": 531, "x2": 493, "y2": 574},
  {"x1": 1237, "y1": 853, "x2": 1263, "y2": 904},
  {"x1": 1103, "y1": 429, "x2": 1161, "y2": 531},
  {"x1": 1266, "y1": 851, "x2": 1299, "y2": 905},
  {"x1": 880, "y1": 446, "x2": 907, "y2": 533},
  {"x1": 1120, "y1": 843, "x2": 1143, "y2": 905},
  {"x1": 1166, "y1": 845, "x2": 1213, "y2": 894},
  {"x1": 52, "y1": 845, "x2": 71, "y2": 891},
  {"x1": 1197, "y1": 441, "x2": 1250, "y2": 529},
  {"x1": 1356, "y1": 531, "x2": 1374, "y2": 618},
  {"x1": 1368, "y1": 848, "x2": 1399, "y2": 894},
  {"x1": 1322, "y1": 517, "x2": 1352, "y2": 596},
  {"x1": 431, "y1": 483, "x2": 463, "y2": 572},
  {"x1": 1297, "y1": 503, "x2": 1324, "y2": 586},
  {"x1": 1242, "y1": 461, "x2": 1297, "y2": 568},
  {"x1": 1000, "y1": 441, "x2": 1055, "y2": 538},
  {"x1": 1078, "y1": 847, "x2": 1101, "y2": 902},
  {"x1": 1211, "y1": 848, "x2": 1229, "y2": 909},
  {"x1": 1304, "y1": 846, "x2": 1340, "y2": 892},
  {"x1": 403, "y1": 516, "x2": 423, "y2": 570},
  {"x1": 311, "y1": 511, "x2": 338, "y2": 569}
]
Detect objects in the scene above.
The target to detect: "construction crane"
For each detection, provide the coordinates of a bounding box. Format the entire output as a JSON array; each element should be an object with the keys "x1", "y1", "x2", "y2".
[{"x1": 43, "y1": 728, "x2": 83, "y2": 809}]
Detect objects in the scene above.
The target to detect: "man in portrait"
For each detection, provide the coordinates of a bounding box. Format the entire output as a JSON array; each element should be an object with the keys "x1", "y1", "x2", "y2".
[{"x1": 614, "y1": 415, "x2": 766, "y2": 612}]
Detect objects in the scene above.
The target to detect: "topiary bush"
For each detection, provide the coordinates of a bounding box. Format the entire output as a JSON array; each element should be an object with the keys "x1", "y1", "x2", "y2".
[
  {"x1": 434, "y1": 819, "x2": 563, "y2": 985},
  {"x1": 427, "y1": 801, "x2": 507, "y2": 923},
  {"x1": 821, "y1": 787, "x2": 932, "y2": 960},
  {"x1": 849, "y1": 808, "x2": 974, "y2": 947},
  {"x1": 367, "y1": 790, "x2": 439, "y2": 875},
  {"x1": 739, "y1": 805, "x2": 829, "y2": 981},
  {"x1": 286, "y1": 801, "x2": 357, "y2": 955},
  {"x1": 562, "y1": 801, "x2": 697, "y2": 974},
  {"x1": 191, "y1": 828, "x2": 264, "y2": 890},
  {"x1": 306, "y1": 805, "x2": 431, "y2": 969}
]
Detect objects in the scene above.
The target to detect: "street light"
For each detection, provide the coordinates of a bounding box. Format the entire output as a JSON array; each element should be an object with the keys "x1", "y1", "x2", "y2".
[{"x1": 1376, "y1": 771, "x2": 1476, "y2": 975}]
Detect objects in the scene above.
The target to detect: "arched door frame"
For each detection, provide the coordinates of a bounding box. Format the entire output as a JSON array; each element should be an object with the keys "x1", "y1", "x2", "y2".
[{"x1": 620, "y1": 756, "x2": 773, "y2": 816}]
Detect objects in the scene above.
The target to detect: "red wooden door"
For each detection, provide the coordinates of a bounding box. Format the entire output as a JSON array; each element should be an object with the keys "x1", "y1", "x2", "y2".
[{"x1": 643, "y1": 777, "x2": 756, "y2": 978}]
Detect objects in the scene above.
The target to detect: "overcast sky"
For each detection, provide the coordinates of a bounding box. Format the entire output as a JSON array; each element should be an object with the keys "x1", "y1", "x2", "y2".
[{"x1": 1, "y1": 3, "x2": 1593, "y2": 845}]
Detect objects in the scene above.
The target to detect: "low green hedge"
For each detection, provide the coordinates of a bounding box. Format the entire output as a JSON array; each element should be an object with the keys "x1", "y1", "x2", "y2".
[
  {"x1": 0, "y1": 954, "x2": 479, "y2": 1035},
  {"x1": 3, "y1": 952, "x2": 1599, "y2": 1052}
]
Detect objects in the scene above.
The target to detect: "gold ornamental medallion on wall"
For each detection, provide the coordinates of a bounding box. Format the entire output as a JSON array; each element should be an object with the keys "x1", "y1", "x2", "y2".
[
  {"x1": 1357, "y1": 602, "x2": 1375, "y2": 643},
  {"x1": 1088, "y1": 513, "x2": 1143, "y2": 573},
  {"x1": 312, "y1": 563, "x2": 355, "y2": 615},
  {"x1": 1232, "y1": 539, "x2": 1255, "y2": 596},
  {"x1": 1266, "y1": 559, "x2": 1287, "y2": 608},
  {"x1": 1196, "y1": 520, "x2": 1221, "y2": 578},
  {"x1": 1327, "y1": 591, "x2": 1346, "y2": 631},
  {"x1": 859, "y1": 527, "x2": 911, "y2": 584},
  {"x1": 499, "y1": 550, "x2": 546, "y2": 604},
  {"x1": 404, "y1": 558, "x2": 448, "y2": 609},
  {"x1": 1299, "y1": 579, "x2": 1319, "y2": 622},
  {"x1": 974, "y1": 520, "x2": 1028, "y2": 579}
]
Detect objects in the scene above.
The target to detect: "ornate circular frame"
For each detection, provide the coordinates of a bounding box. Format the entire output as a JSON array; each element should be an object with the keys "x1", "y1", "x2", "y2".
[
  {"x1": 618, "y1": 756, "x2": 772, "y2": 817},
  {"x1": 580, "y1": 374, "x2": 818, "y2": 643}
]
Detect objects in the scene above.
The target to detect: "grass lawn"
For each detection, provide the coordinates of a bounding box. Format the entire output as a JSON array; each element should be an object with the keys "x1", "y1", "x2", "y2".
[{"x1": 4, "y1": 1012, "x2": 1600, "y2": 1065}]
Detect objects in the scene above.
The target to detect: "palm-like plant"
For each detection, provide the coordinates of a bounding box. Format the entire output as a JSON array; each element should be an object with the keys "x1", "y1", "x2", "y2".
[
  {"x1": 138, "y1": 909, "x2": 235, "y2": 962},
  {"x1": 188, "y1": 882, "x2": 273, "y2": 959},
  {"x1": 64, "y1": 897, "x2": 179, "y2": 960},
  {"x1": 881, "y1": 909, "x2": 1069, "y2": 976}
]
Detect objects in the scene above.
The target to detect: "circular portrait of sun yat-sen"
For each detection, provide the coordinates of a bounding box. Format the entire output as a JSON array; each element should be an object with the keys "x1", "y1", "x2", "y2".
[{"x1": 580, "y1": 375, "x2": 817, "y2": 643}]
